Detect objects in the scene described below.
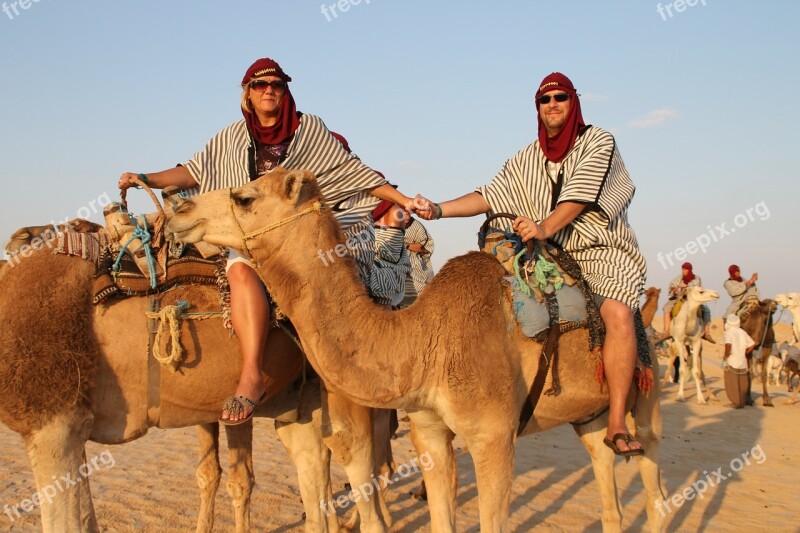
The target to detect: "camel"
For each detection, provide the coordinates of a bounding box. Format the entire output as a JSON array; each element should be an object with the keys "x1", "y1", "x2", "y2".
[
  {"x1": 775, "y1": 293, "x2": 800, "y2": 342},
  {"x1": 166, "y1": 168, "x2": 667, "y2": 533},
  {"x1": 662, "y1": 286, "x2": 719, "y2": 404},
  {"x1": 4, "y1": 218, "x2": 103, "y2": 258},
  {"x1": 739, "y1": 298, "x2": 778, "y2": 407},
  {"x1": 0, "y1": 244, "x2": 396, "y2": 533},
  {"x1": 641, "y1": 287, "x2": 661, "y2": 329}
]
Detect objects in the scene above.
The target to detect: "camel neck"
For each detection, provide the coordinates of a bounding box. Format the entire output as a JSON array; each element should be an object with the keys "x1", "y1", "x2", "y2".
[{"x1": 252, "y1": 213, "x2": 424, "y2": 408}]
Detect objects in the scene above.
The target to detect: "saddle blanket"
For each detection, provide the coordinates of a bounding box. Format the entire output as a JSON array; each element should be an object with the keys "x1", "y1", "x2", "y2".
[{"x1": 506, "y1": 275, "x2": 588, "y2": 338}]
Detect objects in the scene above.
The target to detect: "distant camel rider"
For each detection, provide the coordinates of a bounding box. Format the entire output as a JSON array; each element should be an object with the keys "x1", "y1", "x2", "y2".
[
  {"x1": 724, "y1": 264, "x2": 760, "y2": 319},
  {"x1": 663, "y1": 262, "x2": 713, "y2": 342}
]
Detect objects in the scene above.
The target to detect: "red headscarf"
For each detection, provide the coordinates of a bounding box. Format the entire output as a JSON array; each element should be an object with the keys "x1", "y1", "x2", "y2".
[
  {"x1": 728, "y1": 264, "x2": 743, "y2": 282},
  {"x1": 681, "y1": 262, "x2": 695, "y2": 284},
  {"x1": 241, "y1": 58, "x2": 301, "y2": 145},
  {"x1": 535, "y1": 72, "x2": 586, "y2": 163}
]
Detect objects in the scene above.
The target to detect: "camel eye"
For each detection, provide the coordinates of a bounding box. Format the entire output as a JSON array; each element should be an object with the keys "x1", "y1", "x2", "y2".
[{"x1": 234, "y1": 196, "x2": 255, "y2": 209}]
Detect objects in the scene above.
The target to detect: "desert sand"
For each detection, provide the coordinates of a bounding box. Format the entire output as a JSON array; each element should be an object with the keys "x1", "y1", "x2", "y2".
[{"x1": 1, "y1": 319, "x2": 798, "y2": 532}]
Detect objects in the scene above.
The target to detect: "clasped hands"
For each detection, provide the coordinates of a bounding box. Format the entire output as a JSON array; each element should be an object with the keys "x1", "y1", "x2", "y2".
[{"x1": 408, "y1": 194, "x2": 544, "y2": 242}]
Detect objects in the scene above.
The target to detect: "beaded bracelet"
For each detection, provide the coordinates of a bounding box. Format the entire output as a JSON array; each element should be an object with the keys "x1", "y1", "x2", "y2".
[
  {"x1": 137, "y1": 173, "x2": 149, "y2": 186},
  {"x1": 434, "y1": 203, "x2": 443, "y2": 220}
]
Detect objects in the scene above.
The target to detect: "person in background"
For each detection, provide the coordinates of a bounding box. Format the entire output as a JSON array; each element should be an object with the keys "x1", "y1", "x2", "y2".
[
  {"x1": 723, "y1": 314, "x2": 756, "y2": 408},
  {"x1": 662, "y1": 262, "x2": 713, "y2": 342},
  {"x1": 724, "y1": 264, "x2": 760, "y2": 319}
]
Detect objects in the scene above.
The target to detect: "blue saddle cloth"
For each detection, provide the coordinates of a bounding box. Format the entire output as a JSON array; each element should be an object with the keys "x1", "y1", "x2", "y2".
[{"x1": 506, "y1": 276, "x2": 588, "y2": 338}]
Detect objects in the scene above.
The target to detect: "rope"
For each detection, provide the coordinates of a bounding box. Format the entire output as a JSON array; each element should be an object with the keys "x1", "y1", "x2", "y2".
[
  {"x1": 144, "y1": 301, "x2": 223, "y2": 371},
  {"x1": 235, "y1": 198, "x2": 326, "y2": 256}
]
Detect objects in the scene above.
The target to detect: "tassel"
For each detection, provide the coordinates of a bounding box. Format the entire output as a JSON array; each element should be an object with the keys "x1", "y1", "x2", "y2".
[{"x1": 594, "y1": 352, "x2": 606, "y2": 393}]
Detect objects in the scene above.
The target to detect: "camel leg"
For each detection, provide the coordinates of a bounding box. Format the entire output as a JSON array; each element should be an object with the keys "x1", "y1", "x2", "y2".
[
  {"x1": 407, "y1": 410, "x2": 457, "y2": 533},
  {"x1": 632, "y1": 378, "x2": 667, "y2": 533},
  {"x1": 343, "y1": 408, "x2": 396, "y2": 530},
  {"x1": 275, "y1": 385, "x2": 339, "y2": 533},
  {"x1": 321, "y1": 387, "x2": 389, "y2": 533},
  {"x1": 675, "y1": 343, "x2": 688, "y2": 402},
  {"x1": 759, "y1": 346, "x2": 773, "y2": 407},
  {"x1": 224, "y1": 422, "x2": 254, "y2": 533},
  {"x1": 689, "y1": 341, "x2": 707, "y2": 404},
  {"x1": 22, "y1": 410, "x2": 98, "y2": 533},
  {"x1": 463, "y1": 430, "x2": 515, "y2": 533},
  {"x1": 572, "y1": 418, "x2": 623, "y2": 533},
  {"x1": 194, "y1": 423, "x2": 221, "y2": 533}
]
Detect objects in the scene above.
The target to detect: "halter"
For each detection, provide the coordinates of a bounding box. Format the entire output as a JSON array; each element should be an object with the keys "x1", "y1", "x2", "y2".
[{"x1": 227, "y1": 187, "x2": 325, "y2": 258}]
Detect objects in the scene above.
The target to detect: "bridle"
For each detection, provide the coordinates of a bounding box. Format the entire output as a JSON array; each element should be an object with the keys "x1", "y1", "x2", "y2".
[{"x1": 227, "y1": 187, "x2": 325, "y2": 258}]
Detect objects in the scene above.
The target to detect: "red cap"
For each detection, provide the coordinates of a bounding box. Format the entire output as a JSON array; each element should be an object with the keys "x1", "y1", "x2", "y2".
[{"x1": 241, "y1": 58, "x2": 291, "y2": 86}]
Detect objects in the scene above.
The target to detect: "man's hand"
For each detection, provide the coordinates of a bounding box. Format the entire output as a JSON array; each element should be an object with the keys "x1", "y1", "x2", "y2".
[{"x1": 512, "y1": 216, "x2": 545, "y2": 242}]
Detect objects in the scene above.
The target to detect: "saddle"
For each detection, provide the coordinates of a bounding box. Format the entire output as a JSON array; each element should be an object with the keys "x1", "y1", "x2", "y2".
[{"x1": 479, "y1": 213, "x2": 654, "y2": 435}]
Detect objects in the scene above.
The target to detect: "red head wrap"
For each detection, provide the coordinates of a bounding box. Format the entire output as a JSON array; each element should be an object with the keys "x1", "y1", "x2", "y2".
[
  {"x1": 681, "y1": 262, "x2": 695, "y2": 284},
  {"x1": 728, "y1": 264, "x2": 743, "y2": 282},
  {"x1": 241, "y1": 58, "x2": 300, "y2": 145},
  {"x1": 535, "y1": 72, "x2": 586, "y2": 163}
]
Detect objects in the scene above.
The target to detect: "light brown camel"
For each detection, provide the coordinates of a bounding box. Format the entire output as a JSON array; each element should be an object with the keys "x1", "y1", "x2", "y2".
[
  {"x1": 662, "y1": 286, "x2": 720, "y2": 403},
  {"x1": 167, "y1": 168, "x2": 667, "y2": 533},
  {"x1": 739, "y1": 298, "x2": 778, "y2": 407},
  {"x1": 641, "y1": 287, "x2": 661, "y2": 329},
  {"x1": 0, "y1": 246, "x2": 390, "y2": 533}
]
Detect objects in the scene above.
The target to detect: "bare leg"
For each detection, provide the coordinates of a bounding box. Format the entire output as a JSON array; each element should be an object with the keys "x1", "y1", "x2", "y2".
[
  {"x1": 601, "y1": 299, "x2": 643, "y2": 453},
  {"x1": 223, "y1": 263, "x2": 270, "y2": 421}
]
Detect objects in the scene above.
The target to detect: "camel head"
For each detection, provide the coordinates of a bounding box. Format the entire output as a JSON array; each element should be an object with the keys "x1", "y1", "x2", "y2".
[
  {"x1": 775, "y1": 293, "x2": 800, "y2": 309},
  {"x1": 4, "y1": 218, "x2": 103, "y2": 256},
  {"x1": 684, "y1": 286, "x2": 720, "y2": 304},
  {"x1": 166, "y1": 168, "x2": 324, "y2": 257},
  {"x1": 644, "y1": 287, "x2": 661, "y2": 300}
]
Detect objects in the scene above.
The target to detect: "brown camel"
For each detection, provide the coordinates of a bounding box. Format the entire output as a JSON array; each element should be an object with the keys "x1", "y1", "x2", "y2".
[
  {"x1": 167, "y1": 168, "x2": 667, "y2": 533},
  {"x1": 4, "y1": 218, "x2": 103, "y2": 257},
  {"x1": 739, "y1": 299, "x2": 778, "y2": 407},
  {"x1": 0, "y1": 245, "x2": 391, "y2": 533},
  {"x1": 641, "y1": 287, "x2": 661, "y2": 329}
]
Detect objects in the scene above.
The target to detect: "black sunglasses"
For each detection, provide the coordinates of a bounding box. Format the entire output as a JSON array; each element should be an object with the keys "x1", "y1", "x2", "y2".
[
  {"x1": 537, "y1": 93, "x2": 570, "y2": 105},
  {"x1": 249, "y1": 79, "x2": 287, "y2": 92}
]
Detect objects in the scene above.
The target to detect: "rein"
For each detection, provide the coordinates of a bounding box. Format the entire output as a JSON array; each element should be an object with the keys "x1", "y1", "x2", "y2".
[{"x1": 227, "y1": 188, "x2": 325, "y2": 258}]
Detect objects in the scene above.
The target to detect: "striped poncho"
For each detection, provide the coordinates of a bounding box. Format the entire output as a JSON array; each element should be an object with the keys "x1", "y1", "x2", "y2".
[
  {"x1": 477, "y1": 126, "x2": 647, "y2": 309},
  {"x1": 181, "y1": 113, "x2": 405, "y2": 304}
]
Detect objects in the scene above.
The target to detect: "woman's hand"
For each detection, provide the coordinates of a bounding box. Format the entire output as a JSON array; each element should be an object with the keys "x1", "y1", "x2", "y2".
[
  {"x1": 512, "y1": 216, "x2": 544, "y2": 242},
  {"x1": 118, "y1": 172, "x2": 141, "y2": 191},
  {"x1": 411, "y1": 194, "x2": 439, "y2": 220}
]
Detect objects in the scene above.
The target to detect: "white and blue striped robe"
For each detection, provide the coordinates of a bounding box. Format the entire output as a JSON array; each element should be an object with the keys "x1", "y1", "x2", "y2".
[
  {"x1": 476, "y1": 126, "x2": 647, "y2": 309},
  {"x1": 182, "y1": 113, "x2": 406, "y2": 303}
]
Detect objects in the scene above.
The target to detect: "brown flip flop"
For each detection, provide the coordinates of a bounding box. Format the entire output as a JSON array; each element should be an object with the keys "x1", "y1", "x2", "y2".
[
  {"x1": 603, "y1": 433, "x2": 645, "y2": 457},
  {"x1": 219, "y1": 392, "x2": 267, "y2": 426}
]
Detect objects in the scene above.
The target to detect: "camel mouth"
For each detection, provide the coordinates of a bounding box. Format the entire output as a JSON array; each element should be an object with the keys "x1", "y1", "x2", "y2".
[{"x1": 166, "y1": 218, "x2": 206, "y2": 244}]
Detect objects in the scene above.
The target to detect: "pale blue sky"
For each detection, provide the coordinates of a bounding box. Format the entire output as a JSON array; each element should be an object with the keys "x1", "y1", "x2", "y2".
[{"x1": 1, "y1": 1, "x2": 798, "y2": 319}]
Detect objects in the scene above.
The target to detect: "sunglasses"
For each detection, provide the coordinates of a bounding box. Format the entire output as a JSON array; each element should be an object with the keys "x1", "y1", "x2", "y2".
[
  {"x1": 537, "y1": 93, "x2": 570, "y2": 105},
  {"x1": 249, "y1": 79, "x2": 287, "y2": 92}
]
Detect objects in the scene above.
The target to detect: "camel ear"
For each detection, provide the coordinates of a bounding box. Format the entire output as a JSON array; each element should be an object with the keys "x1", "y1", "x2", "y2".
[{"x1": 283, "y1": 170, "x2": 317, "y2": 206}]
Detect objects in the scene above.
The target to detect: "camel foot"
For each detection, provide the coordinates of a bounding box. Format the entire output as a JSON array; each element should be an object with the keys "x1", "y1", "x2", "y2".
[
  {"x1": 763, "y1": 400, "x2": 774, "y2": 407},
  {"x1": 676, "y1": 396, "x2": 686, "y2": 403},
  {"x1": 410, "y1": 480, "x2": 427, "y2": 501}
]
